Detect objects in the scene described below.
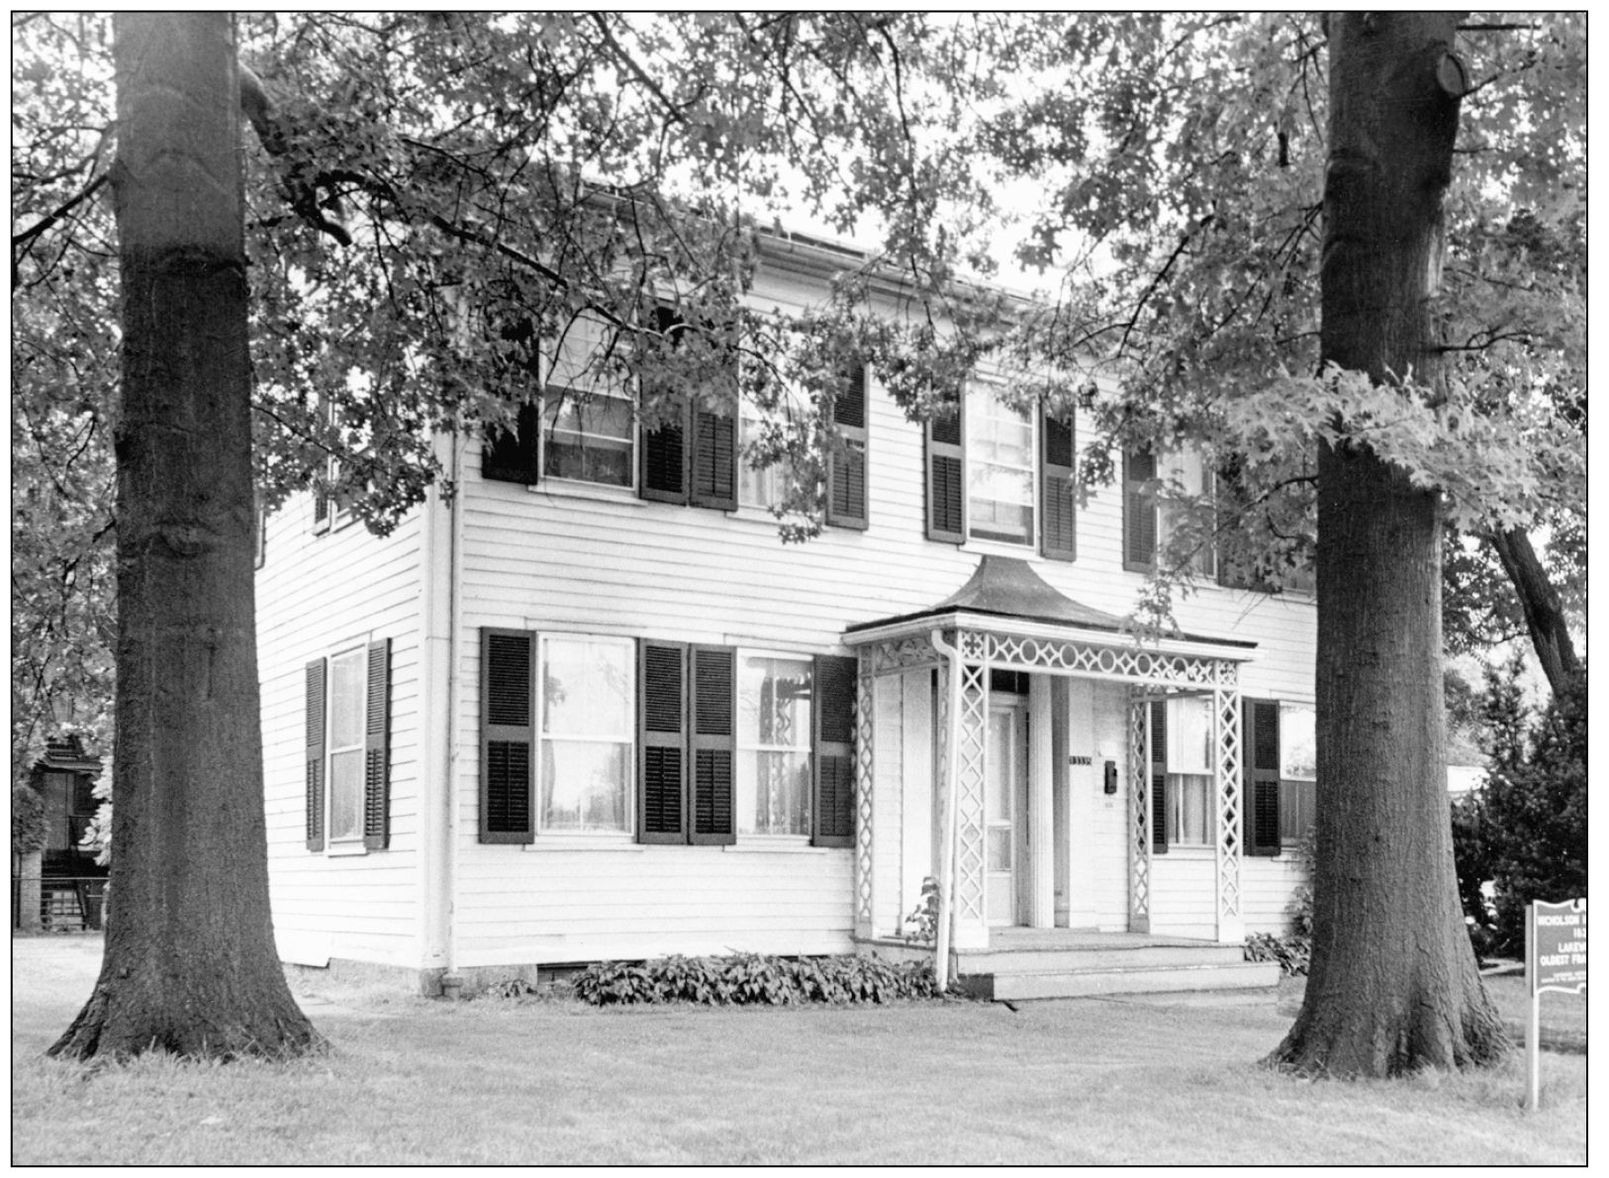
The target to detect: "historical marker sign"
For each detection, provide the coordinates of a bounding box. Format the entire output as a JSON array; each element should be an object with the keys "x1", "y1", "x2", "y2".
[
  {"x1": 1530, "y1": 898, "x2": 1587, "y2": 994},
  {"x1": 1524, "y1": 897, "x2": 1585, "y2": 1111}
]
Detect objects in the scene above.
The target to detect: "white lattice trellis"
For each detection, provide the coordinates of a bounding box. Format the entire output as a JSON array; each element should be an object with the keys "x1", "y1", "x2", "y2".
[
  {"x1": 952, "y1": 661, "x2": 988, "y2": 926},
  {"x1": 1215, "y1": 687, "x2": 1243, "y2": 922},
  {"x1": 853, "y1": 668, "x2": 876, "y2": 929},
  {"x1": 1128, "y1": 693, "x2": 1151, "y2": 924},
  {"x1": 977, "y1": 632, "x2": 1237, "y2": 688}
]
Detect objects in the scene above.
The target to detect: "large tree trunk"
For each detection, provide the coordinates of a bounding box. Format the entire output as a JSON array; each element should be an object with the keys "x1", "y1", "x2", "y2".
[
  {"x1": 1269, "y1": 12, "x2": 1506, "y2": 1077},
  {"x1": 50, "y1": 13, "x2": 319, "y2": 1060},
  {"x1": 1486, "y1": 527, "x2": 1581, "y2": 697}
]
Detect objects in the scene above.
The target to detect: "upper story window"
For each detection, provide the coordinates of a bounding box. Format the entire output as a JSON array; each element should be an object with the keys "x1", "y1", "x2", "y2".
[
  {"x1": 1123, "y1": 447, "x2": 1215, "y2": 576},
  {"x1": 966, "y1": 384, "x2": 1035, "y2": 546},
  {"x1": 925, "y1": 382, "x2": 1076, "y2": 560},
  {"x1": 541, "y1": 388, "x2": 633, "y2": 488},
  {"x1": 741, "y1": 362, "x2": 868, "y2": 530}
]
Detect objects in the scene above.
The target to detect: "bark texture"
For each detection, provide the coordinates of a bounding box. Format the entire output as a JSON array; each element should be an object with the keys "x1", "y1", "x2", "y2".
[
  {"x1": 50, "y1": 13, "x2": 320, "y2": 1060},
  {"x1": 1269, "y1": 11, "x2": 1507, "y2": 1077}
]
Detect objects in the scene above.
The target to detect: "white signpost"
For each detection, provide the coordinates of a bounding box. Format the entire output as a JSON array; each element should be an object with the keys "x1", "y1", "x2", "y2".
[{"x1": 1524, "y1": 897, "x2": 1586, "y2": 1111}]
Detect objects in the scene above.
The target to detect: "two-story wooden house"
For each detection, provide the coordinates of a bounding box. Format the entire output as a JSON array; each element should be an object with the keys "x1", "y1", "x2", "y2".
[{"x1": 256, "y1": 232, "x2": 1317, "y2": 997}]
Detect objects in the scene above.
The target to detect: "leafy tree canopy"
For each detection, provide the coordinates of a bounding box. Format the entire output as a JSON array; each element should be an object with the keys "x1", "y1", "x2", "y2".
[{"x1": 11, "y1": 12, "x2": 1586, "y2": 764}]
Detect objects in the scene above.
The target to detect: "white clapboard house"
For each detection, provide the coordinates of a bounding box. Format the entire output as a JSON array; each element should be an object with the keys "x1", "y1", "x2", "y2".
[{"x1": 256, "y1": 231, "x2": 1317, "y2": 998}]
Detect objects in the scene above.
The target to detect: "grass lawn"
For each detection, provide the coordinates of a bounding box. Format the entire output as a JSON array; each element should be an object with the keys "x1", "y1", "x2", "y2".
[{"x1": 12, "y1": 935, "x2": 1585, "y2": 1166}]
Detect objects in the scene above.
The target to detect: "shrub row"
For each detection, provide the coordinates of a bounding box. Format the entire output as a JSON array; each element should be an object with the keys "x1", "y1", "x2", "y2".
[{"x1": 571, "y1": 952, "x2": 941, "y2": 1006}]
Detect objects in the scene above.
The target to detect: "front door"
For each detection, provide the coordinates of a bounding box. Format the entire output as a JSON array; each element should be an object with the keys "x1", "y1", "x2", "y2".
[{"x1": 985, "y1": 700, "x2": 1028, "y2": 926}]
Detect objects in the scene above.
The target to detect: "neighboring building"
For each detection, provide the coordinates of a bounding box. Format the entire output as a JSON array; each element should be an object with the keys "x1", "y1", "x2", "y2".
[
  {"x1": 255, "y1": 233, "x2": 1317, "y2": 995},
  {"x1": 14, "y1": 736, "x2": 108, "y2": 931}
]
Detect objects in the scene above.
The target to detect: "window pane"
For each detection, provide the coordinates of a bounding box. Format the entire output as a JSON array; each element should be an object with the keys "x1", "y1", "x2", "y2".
[
  {"x1": 543, "y1": 392, "x2": 632, "y2": 486},
  {"x1": 541, "y1": 740, "x2": 629, "y2": 832},
  {"x1": 329, "y1": 651, "x2": 366, "y2": 749},
  {"x1": 737, "y1": 655, "x2": 813, "y2": 835},
  {"x1": 739, "y1": 751, "x2": 811, "y2": 835},
  {"x1": 1280, "y1": 704, "x2": 1317, "y2": 779},
  {"x1": 543, "y1": 638, "x2": 632, "y2": 738},
  {"x1": 1169, "y1": 773, "x2": 1212, "y2": 846},
  {"x1": 966, "y1": 386, "x2": 1034, "y2": 544},
  {"x1": 330, "y1": 748, "x2": 364, "y2": 841},
  {"x1": 1280, "y1": 778, "x2": 1316, "y2": 843}
]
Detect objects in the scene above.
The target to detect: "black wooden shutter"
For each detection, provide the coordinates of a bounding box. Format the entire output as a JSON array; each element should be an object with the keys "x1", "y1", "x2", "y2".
[
  {"x1": 480, "y1": 628, "x2": 535, "y2": 844},
  {"x1": 690, "y1": 405, "x2": 738, "y2": 511},
  {"x1": 689, "y1": 645, "x2": 736, "y2": 845},
  {"x1": 362, "y1": 638, "x2": 391, "y2": 851},
  {"x1": 925, "y1": 398, "x2": 965, "y2": 543},
  {"x1": 826, "y1": 365, "x2": 869, "y2": 530},
  {"x1": 639, "y1": 400, "x2": 689, "y2": 503},
  {"x1": 1124, "y1": 449, "x2": 1158, "y2": 571},
  {"x1": 812, "y1": 654, "x2": 857, "y2": 847},
  {"x1": 1150, "y1": 698, "x2": 1169, "y2": 855},
  {"x1": 305, "y1": 658, "x2": 327, "y2": 852},
  {"x1": 1244, "y1": 698, "x2": 1282, "y2": 856},
  {"x1": 482, "y1": 402, "x2": 542, "y2": 484},
  {"x1": 638, "y1": 640, "x2": 689, "y2": 844},
  {"x1": 1040, "y1": 407, "x2": 1077, "y2": 561}
]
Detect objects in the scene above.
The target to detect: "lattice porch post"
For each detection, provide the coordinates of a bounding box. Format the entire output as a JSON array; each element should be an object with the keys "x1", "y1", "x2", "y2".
[
  {"x1": 1127, "y1": 690, "x2": 1151, "y2": 933},
  {"x1": 1213, "y1": 676, "x2": 1245, "y2": 943},
  {"x1": 852, "y1": 657, "x2": 876, "y2": 938},
  {"x1": 951, "y1": 642, "x2": 989, "y2": 950}
]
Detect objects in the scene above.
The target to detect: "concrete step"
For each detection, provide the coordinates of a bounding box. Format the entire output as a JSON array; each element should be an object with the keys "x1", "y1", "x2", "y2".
[
  {"x1": 958, "y1": 944, "x2": 1247, "y2": 975},
  {"x1": 970, "y1": 960, "x2": 1282, "y2": 1001}
]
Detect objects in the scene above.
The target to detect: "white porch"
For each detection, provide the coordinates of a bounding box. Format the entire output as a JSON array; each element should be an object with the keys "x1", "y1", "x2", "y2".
[{"x1": 842, "y1": 557, "x2": 1258, "y2": 984}]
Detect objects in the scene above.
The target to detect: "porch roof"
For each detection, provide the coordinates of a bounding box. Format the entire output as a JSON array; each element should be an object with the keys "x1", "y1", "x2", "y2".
[{"x1": 842, "y1": 555, "x2": 1256, "y2": 660}]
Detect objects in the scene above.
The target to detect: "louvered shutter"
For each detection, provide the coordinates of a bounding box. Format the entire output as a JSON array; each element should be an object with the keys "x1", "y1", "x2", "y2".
[
  {"x1": 1244, "y1": 699, "x2": 1282, "y2": 856},
  {"x1": 480, "y1": 629, "x2": 535, "y2": 844},
  {"x1": 305, "y1": 658, "x2": 327, "y2": 851},
  {"x1": 482, "y1": 402, "x2": 542, "y2": 484},
  {"x1": 1124, "y1": 450, "x2": 1158, "y2": 571},
  {"x1": 312, "y1": 483, "x2": 330, "y2": 532},
  {"x1": 362, "y1": 638, "x2": 391, "y2": 851},
  {"x1": 638, "y1": 640, "x2": 689, "y2": 843},
  {"x1": 1040, "y1": 408, "x2": 1077, "y2": 561},
  {"x1": 925, "y1": 399, "x2": 965, "y2": 543},
  {"x1": 639, "y1": 401, "x2": 689, "y2": 503},
  {"x1": 812, "y1": 654, "x2": 857, "y2": 847},
  {"x1": 690, "y1": 406, "x2": 738, "y2": 510},
  {"x1": 1150, "y1": 699, "x2": 1169, "y2": 854},
  {"x1": 826, "y1": 365, "x2": 869, "y2": 530},
  {"x1": 689, "y1": 645, "x2": 736, "y2": 845}
]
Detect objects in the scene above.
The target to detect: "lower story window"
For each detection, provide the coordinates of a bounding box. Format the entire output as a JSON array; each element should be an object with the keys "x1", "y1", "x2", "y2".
[
  {"x1": 737, "y1": 653, "x2": 813, "y2": 835},
  {"x1": 327, "y1": 647, "x2": 367, "y2": 844},
  {"x1": 539, "y1": 634, "x2": 634, "y2": 832}
]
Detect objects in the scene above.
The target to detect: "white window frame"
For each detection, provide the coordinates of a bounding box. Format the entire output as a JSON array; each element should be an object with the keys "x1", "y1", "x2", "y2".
[
  {"x1": 325, "y1": 644, "x2": 368, "y2": 850},
  {"x1": 536, "y1": 633, "x2": 636, "y2": 836},
  {"x1": 735, "y1": 648, "x2": 815, "y2": 840},
  {"x1": 964, "y1": 381, "x2": 1037, "y2": 548}
]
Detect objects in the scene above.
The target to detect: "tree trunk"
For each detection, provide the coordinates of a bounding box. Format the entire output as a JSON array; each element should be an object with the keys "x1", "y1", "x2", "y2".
[
  {"x1": 49, "y1": 13, "x2": 320, "y2": 1060},
  {"x1": 1486, "y1": 527, "x2": 1581, "y2": 697},
  {"x1": 1269, "y1": 12, "x2": 1506, "y2": 1077}
]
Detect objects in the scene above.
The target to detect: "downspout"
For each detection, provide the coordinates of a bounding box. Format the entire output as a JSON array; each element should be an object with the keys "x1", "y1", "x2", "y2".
[
  {"x1": 439, "y1": 429, "x2": 465, "y2": 996},
  {"x1": 930, "y1": 628, "x2": 963, "y2": 992}
]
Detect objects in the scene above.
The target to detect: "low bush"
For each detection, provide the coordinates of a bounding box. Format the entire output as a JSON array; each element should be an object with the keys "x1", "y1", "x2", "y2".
[
  {"x1": 1244, "y1": 828, "x2": 1314, "y2": 976},
  {"x1": 571, "y1": 952, "x2": 941, "y2": 1006}
]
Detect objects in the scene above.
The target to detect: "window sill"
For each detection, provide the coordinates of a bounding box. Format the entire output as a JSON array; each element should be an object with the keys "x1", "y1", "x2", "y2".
[
  {"x1": 521, "y1": 834, "x2": 641, "y2": 852},
  {"x1": 524, "y1": 478, "x2": 638, "y2": 506},
  {"x1": 1158, "y1": 844, "x2": 1215, "y2": 858},
  {"x1": 723, "y1": 839, "x2": 825, "y2": 854},
  {"x1": 326, "y1": 842, "x2": 368, "y2": 857}
]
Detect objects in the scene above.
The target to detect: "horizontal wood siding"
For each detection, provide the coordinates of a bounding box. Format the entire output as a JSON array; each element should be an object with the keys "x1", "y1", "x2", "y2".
[
  {"x1": 1242, "y1": 855, "x2": 1308, "y2": 936},
  {"x1": 404, "y1": 262, "x2": 1315, "y2": 968},
  {"x1": 1146, "y1": 853, "x2": 1219, "y2": 939},
  {"x1": 256, "y1": 499, "x2": 425, "y2": 968}
]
